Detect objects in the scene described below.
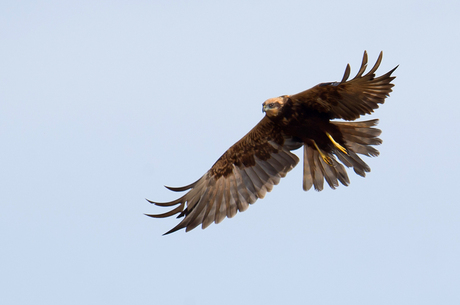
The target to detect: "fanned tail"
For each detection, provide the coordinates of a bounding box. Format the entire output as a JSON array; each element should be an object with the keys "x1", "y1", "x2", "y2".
[{"x1": 303, "y1": 119, "x2": 382, "y2": 191}]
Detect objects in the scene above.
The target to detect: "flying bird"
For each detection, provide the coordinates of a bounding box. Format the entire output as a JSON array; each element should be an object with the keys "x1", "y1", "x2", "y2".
[{"x1": 147, "y1": 51, "x2": 397, "y2": 235}]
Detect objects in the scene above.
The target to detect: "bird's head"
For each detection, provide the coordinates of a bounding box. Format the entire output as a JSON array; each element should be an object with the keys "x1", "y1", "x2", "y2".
[{"x1": 262, "y1": 95, "x2": 289, "y2": 118}]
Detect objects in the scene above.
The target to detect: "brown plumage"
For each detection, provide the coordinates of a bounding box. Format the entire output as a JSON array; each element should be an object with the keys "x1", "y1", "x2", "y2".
[{"x1": 147, "y1": 51, "x2": 397, "y2": 235}]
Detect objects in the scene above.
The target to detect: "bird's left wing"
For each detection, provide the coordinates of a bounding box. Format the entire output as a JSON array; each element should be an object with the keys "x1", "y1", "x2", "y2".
[
  {"x1": 146, "y1": 116, "x2": 302, "y2": 235},
  {"x1": 289, "y1": 51, "x2": 397, "y2": 120}
]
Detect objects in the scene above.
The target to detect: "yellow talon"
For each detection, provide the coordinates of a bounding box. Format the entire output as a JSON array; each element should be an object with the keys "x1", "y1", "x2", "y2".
[
  {"x1": 326, "y1": 133, "x2": 348, "y2": 154},
  {"x1": 313, "y1": 141, "x2": 333, "y2": 166}
]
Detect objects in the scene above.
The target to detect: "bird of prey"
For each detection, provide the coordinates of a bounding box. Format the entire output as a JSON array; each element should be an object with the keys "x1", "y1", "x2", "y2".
[{"x1": 147, "y1": 51, "x2": 397, "y2": 235}]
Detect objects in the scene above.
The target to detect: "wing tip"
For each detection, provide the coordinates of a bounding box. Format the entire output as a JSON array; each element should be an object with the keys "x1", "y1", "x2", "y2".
[{"x1": 340, "y1": 64, "x2": 351, "y2": 83}]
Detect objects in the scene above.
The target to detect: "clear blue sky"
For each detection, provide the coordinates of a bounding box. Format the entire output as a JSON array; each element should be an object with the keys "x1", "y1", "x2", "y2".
[{"x1": 1, "y1": 1, "x2": 459, "y2": 304}]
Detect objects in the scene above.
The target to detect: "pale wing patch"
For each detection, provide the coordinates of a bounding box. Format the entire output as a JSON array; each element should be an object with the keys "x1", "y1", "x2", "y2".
[{"x1": 146, "y1": 144, "x2": 299, "y2": 235}]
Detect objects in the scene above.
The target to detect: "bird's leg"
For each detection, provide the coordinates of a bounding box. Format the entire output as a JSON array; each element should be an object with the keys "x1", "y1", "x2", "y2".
[
  {"x1": 326, "y1": 132, "x2": 348, "y2": 154},
  {"x1": 312, "y1": 141, "x2": 333, "y2": 166}
]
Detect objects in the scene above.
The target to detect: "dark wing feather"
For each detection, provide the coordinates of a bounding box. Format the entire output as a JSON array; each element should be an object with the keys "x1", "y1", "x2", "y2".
[
  {"x1": 289, "y1": 51, "x2": 397, "y2": 120},
  {"x1": 146, "y1": 117, "x2": 302, "y2": 235}
]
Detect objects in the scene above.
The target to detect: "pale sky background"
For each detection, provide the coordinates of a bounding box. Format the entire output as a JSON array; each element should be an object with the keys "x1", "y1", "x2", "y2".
[{"x1": 1, "y1": 1, "x2": 459, "y2": 304}]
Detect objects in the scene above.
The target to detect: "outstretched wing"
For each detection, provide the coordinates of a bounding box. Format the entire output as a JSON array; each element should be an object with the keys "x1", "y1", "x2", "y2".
[
  {"x1": 146, "y1": 117, "x2": 302, "y2": 235},
  {"x1": 289, "y1": 51, "x2": 397, "y2": 120}
]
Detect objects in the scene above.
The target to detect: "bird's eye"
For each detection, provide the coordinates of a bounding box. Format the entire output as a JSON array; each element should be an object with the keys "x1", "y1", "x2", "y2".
[{"x1": 269, "y1": 103, "x2": 275, "y2": 108}]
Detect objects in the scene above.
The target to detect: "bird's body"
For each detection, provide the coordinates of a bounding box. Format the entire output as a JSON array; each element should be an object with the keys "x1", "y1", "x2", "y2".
[{"x1": 147, "y1": 51, "x2": 397, "y2": 235}]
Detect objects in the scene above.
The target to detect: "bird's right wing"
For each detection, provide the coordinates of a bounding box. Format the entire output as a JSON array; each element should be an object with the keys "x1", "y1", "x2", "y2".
[{"x1": 146, "y1": 116, "x2": 302, "y2": 234}]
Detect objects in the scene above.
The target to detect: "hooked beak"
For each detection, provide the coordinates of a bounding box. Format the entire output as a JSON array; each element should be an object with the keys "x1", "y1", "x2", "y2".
[{"x1": 262, "y1": 104, "x2": 271, "y2": 113}]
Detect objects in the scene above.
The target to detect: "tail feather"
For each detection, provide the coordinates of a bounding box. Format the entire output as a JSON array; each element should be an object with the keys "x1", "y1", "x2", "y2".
[
  {"x1": 302, "y1": 145, "x2": 349, "y2": 191},
  {"x1": 302, "y1": 119, "x2": 382, "y2": 191}
]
